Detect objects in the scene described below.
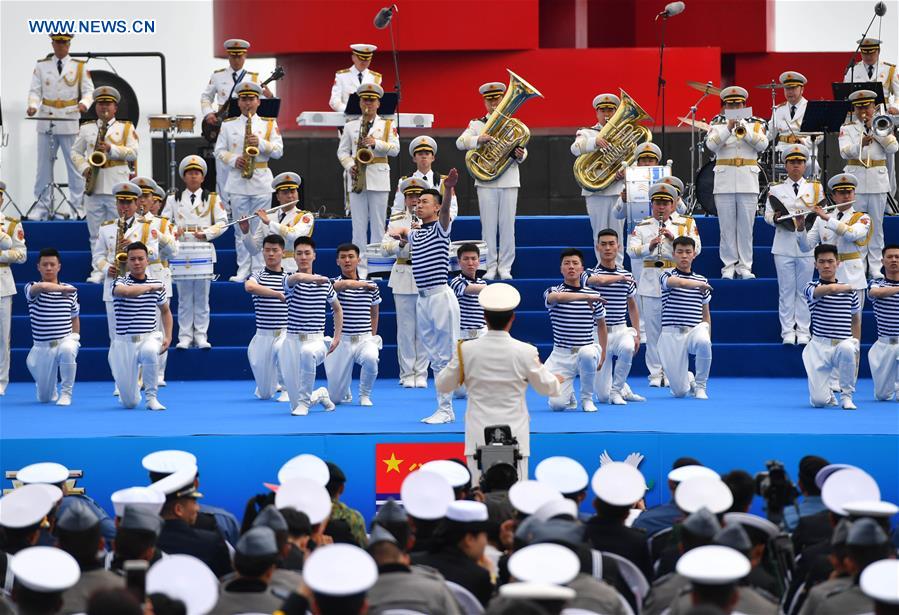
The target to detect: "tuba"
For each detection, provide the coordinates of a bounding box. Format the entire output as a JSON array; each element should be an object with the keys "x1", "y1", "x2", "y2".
[
  {"x1": 241, "y1": 113, "x2": 258, "y2": 179},
  {"x1": 84, "y1": 118, "x2": 109, "y2": 196},
  {"x1": 352, "y1": 117, "x2": 375, "y2": 193},
  {"x1": 573, "y1": 90, "x2": 652, "y2": 192},
  {"x1": 464, "y1": 70, "x2": 543, "y2": 182}
]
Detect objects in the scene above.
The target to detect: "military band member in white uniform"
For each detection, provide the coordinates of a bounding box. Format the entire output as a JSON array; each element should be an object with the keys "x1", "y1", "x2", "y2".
[
  {"x1": 572, "y1": 93, "x2": 626, "y2": 265},
  {"x1": 214, "y1": 81, "x2": 283, "y2": 282},
  {"x1": 24, "y1": 248, "x2": 79, "y2": 406},
  {"x1": 450, "y1": 242, "x2": 488, "y2": 398},
  {"x1": 26, "y1": 33, "x2": 93, "y2": 220},
  {"x1": 612, "y1": 141, "x2": 667, "y2": 275},
  {"x1": 437, "y1": 283, "x2": 561, "y2": 481},
  {"x1": 382, "y1": 177, "x2": 431, "y2": 388},
  {"x1": 583, "y1": 229, "x2": 645, "y2": 405},
  {"x1": 838, "y1": 89, "x2": 898, "y2": 278},
  {"x1": 705, "y1": 86, "x2": 769, "y2": 279},
  {"x1": 110, "y1": 241, "x2": 173, "y2": 411},
  {"x1": 764, "y1": 144, "x2": 817, "y2": 345},
  {"x1": 0, "y1": 187, "x2": 26, "y2": 396},
  {"x1": 457, "y1": 82, "x2": 527, "y2": 280},
  {"x1": 627, "y1": 182, "x2": 701, "y2": 387},
  {"x1": 658, "y1": 236, "x2": 713, "y2": 399},
  {"x1": 337, "y1": 83, "x2": 399, "y2": 277},
  {"x1": 329, "y1": 44, "x2": 382, "y2": 113},
  {"x1": 802, "y1": 244, "x2": 862, "y2": 410},
  {"x1": 244, "y1": 234, "x2": 289, "y2": 402},
  {"x1": 768, "y1": 71, "x2": 818, "y2": 175},
  {"x1": 325, "y1": 243, "x2": 382, "y2": 407},
  {"x1": 281, "y1": 237, "x2": 340, "y2": 416},
  {"x1": 71, "y1": 86, "x2": 138, "y2": 282},
  {"x1": 163, "y1": 156, "x2": 228, "y2": 349},
  {"x1": 844, "y1": 38, "x2": 899, "y2": 113},
  {"x1": 867, "y1": 244, "x2": 899, "y2": 401},
  {"x1": 544, "y1": 248, "x2": 608, "y2": 413},
  {"x1": 391, "y1": 136, "x2": 458, "y2": 219},
  {"x1": 389, "y1": 171, "x2": 461, "y2": 424},
  {"x1": 238, "y1": 172, "x2": 314, "y2": 274}
]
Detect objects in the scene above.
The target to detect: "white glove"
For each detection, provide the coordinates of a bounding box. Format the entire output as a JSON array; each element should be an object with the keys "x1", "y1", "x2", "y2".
[
  {"x1": 624, "y1": 452, "x2": 645, "y2": 468},
  {"x1": 599, "y1": 450, "x2": 614, "y2": 467}
]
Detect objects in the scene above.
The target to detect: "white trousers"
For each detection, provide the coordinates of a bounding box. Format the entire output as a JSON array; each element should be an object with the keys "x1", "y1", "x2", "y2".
[
  {"x1": 214, "y1": 157, "x2": 231, "y2": 216},
  {"x1": 594, "y1": 325, "x2": 638, "y2": 402},
  {"x1": 856, "y1": 192, "x2": 886, "y2": 276},
  {"x1": 641, "y1": 295, "x2": 663, "y2": 378},
  {"x1": 104, "y1": 301, "x2": 116, "y2": 341},
  {"x1": 175, "y1": 279, "x2": 212, "y2": 343},
  {"x1": 85, "y1": 195, "x2": 118, "y2": 274},
  {"x1": 349, "y1": 190, "x2": 388, "y2": 273},
  {"x1": 0, "y1": 295, "x2": 10, "y2": 393},
  {"x1": 417, "y1": 286, "x2": 460, "y2": 412},
  {"x1": 477, "y1": 187, "x2": 517, "y2": 276},
  {"x1": 110, "y1": 332, "x2": 162, "y2": 408},
  {"x1": 716, "y1": 193, "x2": 757, "y2": 275},
  {"x1": 33, "y1": 132, "x2": 84, "y2": 216},
  {"x1": 868, "y1": 338, "x2": 899, "y2": 401},
  {"x1": 394, "y1": 293, "x2": 429, "y2": 380},
  {"x1": 802, "y1": 336, "x2": 859, "y2": 406},
  {"x1": 26, "y1": 337, "x2": 79, "y2": 402},
  {"x1": 230, "y1": 193, "x2": 268, "y2": 278},
  {"x1": 545, "y1": 345, "x2": 600, "y2": 409},
  {"x1": 658, "y1": 323, "x2": 712, "y2": 397},
  {"x1": 247, "y1": 329, "x2": 286, "y2": 400},
  {"x1": 773, "y1": 255, "x2": 814, "y2": 338},
  {"x1": 280, "y1": 335, "x2": 327, "y2": 408},
  {"x1": 585, "y1": 194, "x2": 625, "y2": 265},
  {"x1": 325, "y1": 333, "x2": 381, "y2": 402}
]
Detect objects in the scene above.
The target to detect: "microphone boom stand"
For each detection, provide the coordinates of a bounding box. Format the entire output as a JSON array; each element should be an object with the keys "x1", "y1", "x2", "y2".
[{"x1": 656, "y1": 13, "x2": 669, "y2": 152}]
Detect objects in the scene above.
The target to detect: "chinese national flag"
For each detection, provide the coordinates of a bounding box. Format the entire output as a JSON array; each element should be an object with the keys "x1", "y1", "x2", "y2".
[{"x1": 375, "y1": 442, "x2": 465, "y2": 496}]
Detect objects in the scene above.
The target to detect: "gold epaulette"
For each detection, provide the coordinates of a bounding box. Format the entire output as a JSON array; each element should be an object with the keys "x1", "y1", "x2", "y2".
[
  {"x1": 72, "y1": 58, "x2": 86, "y2": 64},
  {"x1": 248, "y1": 71, "x2": 259, "y2": 77},
  {"x1": 389, "y1": 212, "x2": 407, "y2": 221},
  {"x1": 636, "y1": 219, "x2": 654, "y2": 226},
  {"x1": 4, "y1": 216, "x2": 21, "y2": 222},
  {"x1": 258, "y1": 116, "x2": 275, "y2": 122},
  {"x1": 337, "y1": 68, "x2": 350, "y2": 74},
  {"x1": 370, "y1": 70, "x2": 382, "y2": 78},
  {"x1": 101, "y1": 219, "x2": 116, "y2": 226},
  {"x1": 209, "y1": 191, "x2": 218, "y2": 196},
  {"x1": 223, "y1": 116, "x2": 239, "y2": 122},
  {"x1": 39, "y1": 53, "x2": 52, "y2": 61},
  {"x1": 157, "y1": 215, "x2": 170, "y2": 222},
  {"x1": 769, "y1": 180, "x2": 783, "y2": 186},
  {"x1": 775, "y1": 102, "x2": 786, "y2": 109},
  {"x1": 399, "y1": 175, "x2": 408, "y2": 182}
]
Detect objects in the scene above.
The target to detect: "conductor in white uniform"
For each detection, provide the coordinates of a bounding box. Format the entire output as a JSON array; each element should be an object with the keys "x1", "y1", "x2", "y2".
[{"x1": 436, "y1": 283, "x2": 562, "y2": 481}]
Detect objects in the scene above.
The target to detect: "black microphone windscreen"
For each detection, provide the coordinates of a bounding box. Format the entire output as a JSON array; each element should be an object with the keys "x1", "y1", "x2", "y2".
[
  {"x1": 374, "y1": 7, "x2": 393, "y2": 29},
  {"x1": 875, "y1": 1, "x2": 887, "y2": 16},
  {"x1": 668, "y1": 1, "x2": 686, "y2": 16}
]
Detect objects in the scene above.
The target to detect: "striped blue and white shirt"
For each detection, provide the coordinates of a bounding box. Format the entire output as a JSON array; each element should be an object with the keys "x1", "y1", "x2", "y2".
[
  {"x1": 868, "y1": 278, "x2": 899, "y2": 337},
  {"x1": 410, "y1": 220, "x2": 451, "y2": 291},
  {"x1": 450, "y1": 274, "x2": 486, "y2": 331},
  {"x1": 545, "y1": 283, "x2": 606, "y2": 348},
  {"x1": 250, "y1": 268, "x2": 288, "y2": 330},
  {"x1": 582, "y1": 265, "x2": 636, "y2": 327},
  {"x1": 24, "y1": 282, "x2": 79, "y2": 342},
  {"x1": 333, "y1": 275, "x2": 381, "y2": 336},
  {"x1": 805, "y1": 280, "x2": 860, "y2": 339},
  {"x1": 112, "y1": 274, "x2": 167, "y2": 335},
  {"x1": 660, "y1": 270, "x2": 711, "y2": 327},
  {"x1": 284, "y1": 276, "x2": 337, "y2": 334}
]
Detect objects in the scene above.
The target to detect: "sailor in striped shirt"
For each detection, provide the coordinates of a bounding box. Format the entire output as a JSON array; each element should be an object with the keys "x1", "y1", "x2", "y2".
[
  {"x1": 244, "y1": 234, "x2": 289, "y2": 402},
  {"x1": 280, "y1": 236, "x2": 342, "y2": 416},
  {"x1": 25, "y1": 248, "x2": 80, "y2": 406},
  {"x1": 450, "y1": 242, "x2": 488, "y2": 399},
  {"x1": 109, "y1": 242, "x2": 173, "y2": 411},
  {"x1": 544, "y1": 248, "x2": 608, "y2": 412},
  {"x1": 390, "y1": 169, "x2": 461, "y2": 424},
  {"x1": 802, "y1": 244, "x2": 862, "y2": 409},
  {"x1": 657, "y1": 236, "x2": 713, "y2": 399},
  {"x1": 583, "y1": 229, "x2": 645, "y2": 405},
  {"x1": 324, "y1": 243, "x2": 382, "y2": 407},
  {"x1": 867, "y1": 244, "x2": 899, "y2": 401}
]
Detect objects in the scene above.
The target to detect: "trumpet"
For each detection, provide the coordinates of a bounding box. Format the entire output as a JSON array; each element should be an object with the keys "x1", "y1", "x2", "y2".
[
  {"x1": 776, "y1": 200, "x2": 855, "y2": 222},
  {"x1": 873, "y1": 114, "x2": 899, "y2": 137},
  {"x1": 733, "y1": 119, "x2": 747, "y2": 139}
]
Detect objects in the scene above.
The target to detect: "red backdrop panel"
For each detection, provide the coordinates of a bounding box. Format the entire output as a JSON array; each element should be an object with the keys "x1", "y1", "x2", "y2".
[
  {"x1": 213, "y1": 0, "x2": 539, "y2": 55},
  {"x1": 733, "y1": 52, "x2": 854, "y2": 107},
  {"x1": 633, "y1": 0, "x2": 774, "y2": 54},
  {"x1": 279, "y1": 47, "x2": 721, "y2": 130}
]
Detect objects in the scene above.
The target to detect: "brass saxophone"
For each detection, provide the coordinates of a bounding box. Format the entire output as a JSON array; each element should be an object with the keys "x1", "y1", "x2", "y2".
[
  {"x1": 573, "y1": 90, "x2": 652, "y2": 192},
  {"x1": 84, "y1": 118, "x2": 109, "y2": 196},
  {"x1": 351, "y1": 117, "x2": 374, "y2": 193},
  {"x1": 114, "y1": 216, "x2": 128, "y2": 277},
  {"x1": 465, "y1": 70, "x2": 543, "y2": 182},
  {"x1": 241, "y1": 113, "x2": 258, "y2": 179}
]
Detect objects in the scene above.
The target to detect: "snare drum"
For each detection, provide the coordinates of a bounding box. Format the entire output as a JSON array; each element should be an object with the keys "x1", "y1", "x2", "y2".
[
  {"x1": 175, "y1": 115, "x2": 196, "y2": 133},
  {"x1": 449, "y1": 240, "x2": 488, "y2": 273},
  {"x1": 170, "y1": 242, "x2": 215, "y2": 280},
  {"x1": 148, "y1": 114, "x2": 173, "y2": 132},
  {"x1": 365, "y1": 243, "x2": 395, "y2": 278}
]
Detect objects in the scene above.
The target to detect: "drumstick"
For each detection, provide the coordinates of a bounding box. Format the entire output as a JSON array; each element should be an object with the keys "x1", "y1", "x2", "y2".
[{"x1": 220, "y1": 199, "x2": 305, "y2": 229}]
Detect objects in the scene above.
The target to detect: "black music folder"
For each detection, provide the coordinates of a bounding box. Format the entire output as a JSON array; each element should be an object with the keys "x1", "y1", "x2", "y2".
[
  {"x1": 832, "y1": 81, "x2": 885, "y2": 106},
  {"x1": 344, "y1": 92, "x2": 398, "y2": 116},
  {"x1": 225, "y1": 98, "x2": 282, "y2": 119},
  {"x1": 800, "y1": 100, "x2": 852, "y2": 134}
]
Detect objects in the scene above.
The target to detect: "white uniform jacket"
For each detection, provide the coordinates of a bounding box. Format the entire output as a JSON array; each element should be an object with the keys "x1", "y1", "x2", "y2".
[
  {"x1": 838, "y1": 120, "x2": 899, "y2": 194},
  {"x1": 329, "y1": 67, "x2": 382, "y2": 113},
  {"x1": 0, "y1": 215, "x2": 27, "y2": 297},
  {"x1": 381, "y1": 209, "x2": 417, "y2": 295},
  {"x1": 200, "y1": 68, "x2": 261, "y2": 116},
  {"x1": 798, "y1": 208, "x2": 872, "y2": 290},
  {"x1": 569, "y1": 123, "x2": 623, "y2": 197},
  {"x1": 27, "y1": 54, "x2": 94, "y2": 135},
  {"x1": 764, "y1": 179, "x2": 820, "y2": 257},
  {"x1": 214, "y1": 114, "x2": 284, "y2": 196},
  {"x1": 338, "y1": 116, "x2": 400, "y2": 192},
  {"x1": 627, "y1": 214, "x2": 702, "y2": 297},
  {"x1": 71, "y1": 119, "x2": 139, "y2": 194},
  {"x1": 705, "y1": 115, "x2": 769, "y2": 194}
]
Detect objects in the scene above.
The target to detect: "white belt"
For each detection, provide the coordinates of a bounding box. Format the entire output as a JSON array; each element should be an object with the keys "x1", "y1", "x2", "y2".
[
  {"x1": 878, "y1": 335, "x2": 899, "y2": 345},
  {"x1": 555, "y1": 344, "x2": 593, "y2": 355},
  {"x1": 608, "y1": 324, "x2": 629, "y2": 332},
  {"x1": 115, "y1": 332, "x2": 154, "y2": 342},
  {"x1": 255, "y1": 328, "x2": 285, "y2": 337},
  {"x1": 347, "y1": 333, "x2": 372, "y2": 343},
  {"x1": 287, "y1": 332, "x2": 324, "y2": 341},
  {"x1": 32, "y1": 338, "x2": 68, "y2": 348},
  {"x1": 418, "y1": 285, "x2": 446, "y2": 297},
  {"x1": 812, "y1": 334, "x2": 850, "y2": 347},
  {"x1": 459, "y1": 328, "x2": 484, "y2": 340},
  {"x1": 662, "y1": 325, "x2": 696, "y2": 334}
]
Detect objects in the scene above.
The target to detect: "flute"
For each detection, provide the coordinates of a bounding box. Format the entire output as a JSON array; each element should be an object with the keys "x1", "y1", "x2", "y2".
[
  {"x1": 221, "y1": 199, "x2": 304, "y2": 229},
  {"x1": 776, "y1": 200, "x2": 855, "y2": 222}
]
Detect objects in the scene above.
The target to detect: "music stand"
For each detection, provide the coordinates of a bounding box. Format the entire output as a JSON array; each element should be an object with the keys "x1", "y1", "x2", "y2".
[
  {"x1": 224, "y1": 98, "x2": 282, "y2": 119},
  {"x1": 832, "y1": 81, "x2": 885, "y2": 107},
  {"x1": 344, "y1": 92, "x2": 399, "y2": 116},
  {"x1": 800, "y1": 100, "x2": 853, "y2": 186}
]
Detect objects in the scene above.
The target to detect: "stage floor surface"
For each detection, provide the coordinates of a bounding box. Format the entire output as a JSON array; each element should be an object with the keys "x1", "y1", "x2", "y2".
[{"x1": 2, "y1": 378, "x2": 896, "y2": 440}]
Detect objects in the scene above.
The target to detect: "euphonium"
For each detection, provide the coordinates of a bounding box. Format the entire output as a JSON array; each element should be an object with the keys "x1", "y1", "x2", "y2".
[
  {"x1": 84, "y1": 118, "x2": 109, "y2": 196},
  {"x1": 241, "y1": 113, "x2": 258, "y2": 179},
  {"x1": 114, "y1": 216, "x2": 128, "y2": 277},
  {"x1": 351, "y1": 117, "x2": 375, "y2": 193},
  {"x1": 464, "y1": 70, "x2": 543, "y2": 182},
  {"x1": 573, "y1": 90, "x2": 652, "y2": 192}
]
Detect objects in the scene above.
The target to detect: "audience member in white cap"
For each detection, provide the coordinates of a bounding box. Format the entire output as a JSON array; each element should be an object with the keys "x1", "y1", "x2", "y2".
[
  {"x1": 675, "y1": 544, "x2": 752, "y2": 614},
  {"x1": 400, "y1": 469, "x2": 454, "y2": 555},
  {"x1": 859, "y1": 559, "x2": 899, "y2": 615},
  {"x1": 8, "y1": 546, "x2": 80, "y2": 615},
  {"x1": 146, "y1": 553, "x2": 219, "y2": 615},
  {"x1": 303, "y1": 543, "x2": 379, "y2": 615},
  {"x1": 535, "y1": 456, "x2": 590, "y2": 512}
]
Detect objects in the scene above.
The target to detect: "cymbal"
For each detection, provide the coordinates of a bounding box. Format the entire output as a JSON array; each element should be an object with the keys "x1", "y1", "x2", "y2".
[
  {"x1": 24, "y1": 116, "x2": 79, "y2": 121},
  {"x1": 677, "y1": 116, "x2": 711, "y2": 132},
  {"x1": 756, "y1": 83, "x2": 786, "y2": 90},
  {"x1": 686, "y1": 80, "x2": 721, "y2": 96}
]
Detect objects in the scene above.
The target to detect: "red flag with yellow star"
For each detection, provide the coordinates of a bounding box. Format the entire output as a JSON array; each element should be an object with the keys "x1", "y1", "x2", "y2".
[{"x1": 375, "y1": 442, "x2": 465, "y2": 500}]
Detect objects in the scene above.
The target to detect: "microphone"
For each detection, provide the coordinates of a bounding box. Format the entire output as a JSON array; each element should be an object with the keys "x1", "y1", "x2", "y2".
[
  {"x1": 875, "y1": 1, "x2": 887, "y2": 16},
  {"x1": 656, "y1": 1, "x2": 686, "y2": 19},
  {"x1": 374, "y1": 5, "x2": 396, "y2": 29}
]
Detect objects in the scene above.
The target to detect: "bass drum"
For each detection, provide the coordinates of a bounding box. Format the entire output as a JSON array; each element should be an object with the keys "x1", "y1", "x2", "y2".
[{"x1": 694, "y1": 161, "x2": 769, "y2": 217}]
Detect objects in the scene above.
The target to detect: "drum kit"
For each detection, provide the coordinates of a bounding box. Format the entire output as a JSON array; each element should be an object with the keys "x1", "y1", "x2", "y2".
[{"x1": 147, "y1": 113, "x2": 196, "y2": 196}]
